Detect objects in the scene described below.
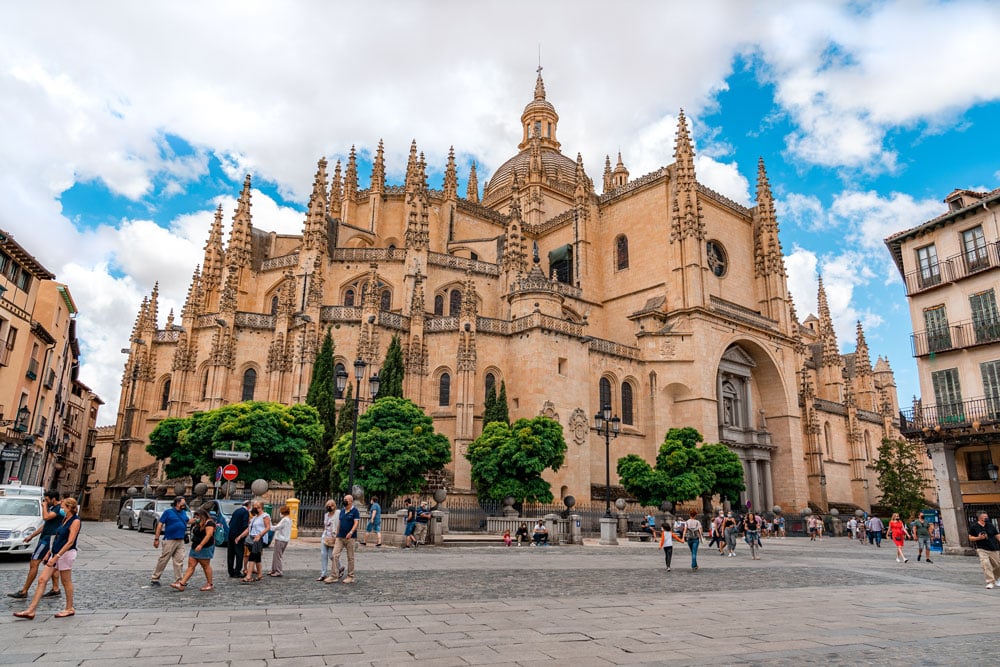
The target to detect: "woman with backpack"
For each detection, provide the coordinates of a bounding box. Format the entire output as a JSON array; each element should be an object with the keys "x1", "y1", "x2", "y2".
[
  {"x1": 170, "y1": 507, "x2": 216, "y2": 592},
  {"x1": 681, "y1": 509, "x2": 703, "y2": 571}
]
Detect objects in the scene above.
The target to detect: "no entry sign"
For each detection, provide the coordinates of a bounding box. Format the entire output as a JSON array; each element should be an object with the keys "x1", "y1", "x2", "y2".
[{"x1": 222, "y1": 463, "x2": 239, "y2": 481}]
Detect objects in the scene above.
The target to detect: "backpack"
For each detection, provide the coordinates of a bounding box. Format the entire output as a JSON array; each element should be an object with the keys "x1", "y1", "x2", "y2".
[{"x1": 212, "y1": 512, "x2": 228, "y2": 547}]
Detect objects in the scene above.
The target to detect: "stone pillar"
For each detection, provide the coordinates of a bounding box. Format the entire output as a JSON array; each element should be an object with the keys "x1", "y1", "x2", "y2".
[
  {"x1": 569, "y1": 513, "x2": 582, "y2": 545},
  {"x1": 396, "y1": 509, "x2": 409, "y2": 544},
  {"x1": 286, "y1": 497, "x2": 300, "y2": 539},
  {"x1": 762, "y1": 460, "x2": 774, "y2": 511},
  {"x1": 928, "y1": 442, "x2": 972, "y2": 554},
  {"x1": 599, "y1": 516, "x2": 618, "y2": 546},
  {"x1": 428, "y1": 510, "x2": 445, "y2": 545},
  {"x1": 748, "y1": 459, "x2": 761, "y2": 512},
  {"x1": 544, "y1": 513, "x2": 559, "y2": 545}
]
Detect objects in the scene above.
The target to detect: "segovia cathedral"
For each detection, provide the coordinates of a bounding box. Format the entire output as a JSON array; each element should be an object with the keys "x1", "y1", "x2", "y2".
[{"x1": 109, "y1": 70, "x2": 923, "y2": 514}]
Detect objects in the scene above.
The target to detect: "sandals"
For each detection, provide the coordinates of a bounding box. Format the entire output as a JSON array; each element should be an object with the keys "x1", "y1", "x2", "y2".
[
  {"x1": 170, "y1": 581, "x2": 187, "y2": 591},
  {"x1": 54, "y1": 609, "x2": 75, "y2": 618},
  {"x1": 12, "y1": 610, "x2": 35, "y2": 620},
  {"x1": 199, "y1": 584, "x2": 214, "y2": 592}
]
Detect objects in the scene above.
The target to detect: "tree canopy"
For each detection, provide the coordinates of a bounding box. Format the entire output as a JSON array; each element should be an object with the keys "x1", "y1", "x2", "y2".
[
  {"x1": 466, "y1": 415, "x2": 567, "y2": 503},
  {"x1": 482, "y1": 379, "x2": 510, "y2": 426},
  {"x1": 376, "y1": 335, "x2": 404, "y2": 399},
  {"x1": 874, "y1": 438, "x2": 930, "y2": 519},
  {"x1": 328, "y1": 396, "x2": 450, "y2": 506},
  {"x1": 617, "y1": 427, "x2": 744, "y2": 510},
  {"x1": 146, "y1": 402, "x2": 320, "y2": 483},
  {"x1": 301, "y1": 329, "x2": 337, "y2": 493}
]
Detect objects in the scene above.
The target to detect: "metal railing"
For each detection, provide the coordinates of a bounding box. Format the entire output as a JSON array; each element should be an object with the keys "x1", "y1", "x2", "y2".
[
  {"x1": 904, "y1": 241, "x2": 1000, "y2": 295},
  {"x1": 899, "y1": 396, "x2": 1000, "y2": 435},
  {"x1": 911, "y1": 319, "x2": 1000, "y2": 357}
]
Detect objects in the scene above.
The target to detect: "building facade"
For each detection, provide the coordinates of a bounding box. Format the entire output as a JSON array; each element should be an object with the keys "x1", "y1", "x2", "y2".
[
  {"x1": 0, "y1": 230, "x2": 102, "y2": 494},
  {"x1": 887, "y1": 187, "x2": 1000, "y2": 550},
  {"x1": 112, "y1": 72, "x2": 903, "y2": 514}
]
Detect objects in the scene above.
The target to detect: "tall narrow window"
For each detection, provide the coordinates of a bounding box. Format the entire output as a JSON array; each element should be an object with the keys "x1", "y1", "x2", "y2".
[
  {"x1": 621, "y1": 382, "x2": 634, "y2": 425},
  {"x1": 599, "y1": 377, "x2": 612, "y2": 411},
  {"x1": 916, "y1": 244, "x2": 941, "y2": 288},
  {"x1": 970, "y1": 289, "x2": 1000, "y2": 343},
  {"x1": 981, "y1": 360, "x2": 1000, "y2": 418},
  {"x1": 931, "y1": 368, "x2": 963, "y2": 422},
  {"x1": 923, "y1": 306, "x2": 951, "y2": 352},
  {"x1": 434, "y1": 295, "x2": 444, "y2": 316},
  {"x1": 334, "y1": 362, "x2": 345, "y2": 399},
  {"x1": 449, "y1": 290, "x2": 462, "y2": 317},
  {"x1": 344, "y1": 288, "x2": 355, "y2": 307},
  {"x1": 962, "y1": 225, "x2": 989, "y2": 272},
  {"x1": 615, "y1": 235, "x2": 629, "y2": 270},
  {"x1": 160, "y1": 378, "x2": 171, "y2": 411},
  {"x1": 270, "y1": 296, "x2": 279, "y2": 315},
  {"x1": 485, "y1": 372, "x2": 496, "y2": 398},
  {"x1": 864, "y1": 431, "x2": 871, "y2": 461},
  {"x1": 824, "y1": 422, "x2": 832, "y2": 457},
  {"x1": 201, "y1": 369, "x2": 209, "y2": 400},
  {"x1": 241, "y1": 368, "x2": 257, "y2": 402},
  {"x1": 380, "y1": 289, "x2": 391, "y2": 312},
  {"x1": 439, "y1": 373, "x2": 451, "y2": 406}
]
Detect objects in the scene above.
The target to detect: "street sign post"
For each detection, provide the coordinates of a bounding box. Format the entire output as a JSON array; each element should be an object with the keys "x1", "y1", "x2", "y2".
[{"x1": 213, "y1": 450, "x2": 250, "y2": 462}]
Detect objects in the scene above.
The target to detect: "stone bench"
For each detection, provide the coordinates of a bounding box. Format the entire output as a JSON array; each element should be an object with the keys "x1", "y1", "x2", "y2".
[{"x1": 627, "y1": 531, "x2": 653, "y2": 542}]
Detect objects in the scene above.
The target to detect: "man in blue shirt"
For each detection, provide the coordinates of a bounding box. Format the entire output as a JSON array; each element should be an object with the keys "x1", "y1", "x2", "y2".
[
  {"x1": 150, "y1": 496, "x2": 188, "y2": 587},
  {"x1": 328, "y1": 494, "x2": 359, "y2": 584},
  {"x1": 363, "y1": 496, "x2": 382, "y2": 547},
  {"x1": 7, "y1": 490, "x2": 63, "y2": 599}
]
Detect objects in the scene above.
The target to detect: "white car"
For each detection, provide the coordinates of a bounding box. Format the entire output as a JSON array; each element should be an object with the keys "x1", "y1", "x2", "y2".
[{"x1": 0, "y1": 495, "x2": 44, "y2": 558}]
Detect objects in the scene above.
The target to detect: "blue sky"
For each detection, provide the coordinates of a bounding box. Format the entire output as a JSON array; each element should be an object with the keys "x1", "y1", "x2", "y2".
[{"x1": 2, "y1": 0, "x2": 1000, "y2": 420}]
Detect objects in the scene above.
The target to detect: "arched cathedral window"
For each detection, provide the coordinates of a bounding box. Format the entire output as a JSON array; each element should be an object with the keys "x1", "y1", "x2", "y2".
[
  {"x1": 380, "y1": 289, "x2": 391, "y2": 312},
  {"x1": 615, "y1": 235, "x2": 629, "y2": 271},
  {"x1": 270, "y1": 296, "x2": 278, "y2": 315},
  {"x1": 344, "y1": 289, "x2": 355, "y2": 307},
  {"x1": 242, "y1": 368, "x2": 257, "y2": 402},
  {"x1": 334, "y1": 363, "x2": 345, "y2": 399},
  {"x1": 485, "y1": 372, "x2": 496, "y2": 398},
  {"x1": 621, "y1": 382, "x2": 634, "y2": 425},
  {"x1": 449, "y1": 291, "x2": 462, "y2": 317},
  {"x1": 599, "y1": 377, "x2": 612, "y2": 411},
  {"x1": 160, "y1": 378, "x2": 171, "y2": 411},
  {"x1": 434, "y1": 295, "x2": 444, "y2": 316},
  {"x1": 439, "y1": 373, "x2": 451, "y2": 406}
]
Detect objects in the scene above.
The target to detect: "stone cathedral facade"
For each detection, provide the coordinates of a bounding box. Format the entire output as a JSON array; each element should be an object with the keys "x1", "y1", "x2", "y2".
[{"x1": 109, "y1": 72, "x2": 913, "y2": 513}]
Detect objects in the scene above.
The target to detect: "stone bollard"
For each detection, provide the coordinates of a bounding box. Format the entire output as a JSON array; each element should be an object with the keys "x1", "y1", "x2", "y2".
[
  {"x1": 397, "y1": 509, "x2": 409, "y2": 545},
  {"x1": 569, "y1": 513, "x2": 582, "y2": 545},
  {"x1": 429, "y1": 510, "x2": 445, "y2": 545},
  {"x1": 286, "y1": 497, "x2": 300, "y2": 539},
  {"x1": 544, "y1": 513, "x2": 559, "y2": 546}
]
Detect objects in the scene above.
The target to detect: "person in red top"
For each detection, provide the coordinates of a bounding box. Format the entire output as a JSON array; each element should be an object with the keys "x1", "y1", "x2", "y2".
[{"x1": 888, "y1": 513, "x2": 908, "y2": 563}]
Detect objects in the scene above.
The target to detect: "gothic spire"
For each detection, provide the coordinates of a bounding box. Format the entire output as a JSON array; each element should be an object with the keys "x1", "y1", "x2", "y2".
[
  {"x1": 855, "y1": 320, "x2": 872, "y2": 374},
  {"x1": 181, "y1": 265, "x2": 203, "y2": 320},
  {"x1": 370, "y1": 139, "x2": 385, "y2": 194},
  {"x1": 303, "y1": 157, "x2": 329, "y2": 252},
  {"x1": 534, "y1": 67, "x2": 546, "y2": 100},
  {"x1": 227, "y1": 175, "x2": 253, "y2": 268},
  {"x1": 202, "y1": 204, "x2": 225, "y2": 293},
  {"x1": 574, "y1": 152, "x2": 590, "y2": 204},
  {"x1": 466, "y1": 161, "x2": 479, "y2": 203},
  {"x1": 603, "y1": 154, "x2": 613, "y2": 192},
  {"x1": 502, "y1": 173, "x2": 527, "y2": 275},
  {"x1": 343, "y1": 145, "x2": 358, "y2": 199},
  {"x1": 328, "y1": 159, "x2": 343, "y2": 217},
  {"x1": 443, "y1": 146, "x2": 458, "y2": 200},
  {"x1": 146, "y1": 282, "x2": 160, "y2": 333},
  {"x1": 753, "y1": 157, "x2": 786, "y2": 278},
  {"x1": 817, "y1": 275, "x2": 840, "y2": 365},
  {"x1": 670, "y1": 109, "x2": 704, "y2": 242},
  {"x1": 404, "y1": 140, "x2": 419, "y2": 192}
]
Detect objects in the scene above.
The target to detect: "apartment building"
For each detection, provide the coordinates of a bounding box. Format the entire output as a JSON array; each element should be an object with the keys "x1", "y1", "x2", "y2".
[{"x1": 886, "y1": 187, "x2": 1000, "y2": 551}]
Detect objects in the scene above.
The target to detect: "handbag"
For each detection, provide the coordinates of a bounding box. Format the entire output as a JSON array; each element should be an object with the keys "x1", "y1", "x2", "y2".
[
  {"x1": 322, "y1": 536, "x2": 336, "y2": 547},
  {"x1": 248, "y1": 538, "x2": 263, "y2": 555}
]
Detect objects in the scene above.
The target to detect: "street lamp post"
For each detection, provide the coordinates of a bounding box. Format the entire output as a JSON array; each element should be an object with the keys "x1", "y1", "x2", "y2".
[
  {"x1": 335, "y1": 358, "x2": 380, "y2": 496},
  {"x1": 593, "y1": 404, "x2": 620, "y2": 517}
]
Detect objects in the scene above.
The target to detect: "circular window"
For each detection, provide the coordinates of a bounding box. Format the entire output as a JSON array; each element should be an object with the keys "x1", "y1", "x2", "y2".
[{"x1": 707, "y1": 241, "x2": 727, "y2": 277}]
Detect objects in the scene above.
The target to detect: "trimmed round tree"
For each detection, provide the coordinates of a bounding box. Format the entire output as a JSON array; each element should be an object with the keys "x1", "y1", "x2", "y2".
[{"x1": 466, "y1": 415, "x2": 567, "y2": 504}]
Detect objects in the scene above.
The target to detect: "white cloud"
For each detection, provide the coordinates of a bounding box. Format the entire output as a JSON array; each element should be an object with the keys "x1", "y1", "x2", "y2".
[{"x1": 778, "y1": 193, "x2": 827, "y2": 231}]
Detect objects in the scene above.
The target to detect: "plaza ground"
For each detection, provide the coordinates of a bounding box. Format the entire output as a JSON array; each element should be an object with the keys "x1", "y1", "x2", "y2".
[{"x1": 0, "y1": 522, "x2": 998, "y2": 665}]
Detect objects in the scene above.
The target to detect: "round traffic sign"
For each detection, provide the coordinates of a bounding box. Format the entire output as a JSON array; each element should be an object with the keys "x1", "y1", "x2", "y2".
[{"x1": 222, "y1": 463, "x2": 239, "y2": 481}]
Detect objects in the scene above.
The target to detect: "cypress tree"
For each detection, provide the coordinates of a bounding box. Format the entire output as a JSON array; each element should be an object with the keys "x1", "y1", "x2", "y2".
[
  {"x1": 497, "y1": 380, "x2": 510, "y2": 425},
  {"x1": 483, "y1": 382, "x2": 498, "y2": 425},
  {"x1": 377, "y1": 334, "x2": 405, "y2": 398},
  {"x1": 301, "y1": 329, "x2": 336, "y2": 493},
  {"x1": 330, "y1": 383, "x2": 356, "y2": 492}
]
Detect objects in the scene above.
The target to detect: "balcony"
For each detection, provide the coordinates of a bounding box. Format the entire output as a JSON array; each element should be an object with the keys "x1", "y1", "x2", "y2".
[
  {"x1": 900, "y1": 396, "x2": 1000, "y2": 437},
  {"x1": 910, "y1": 319, "x2": 1000, "y2": 357},
  {"x1": 903, "y1": 241, "x2": 1000, "y2": 296},
  {"x1": 43, "y1": 368, "x2": 55, "y2": 389},
  {"x1": 25, "y1": 357, "x2": 38, "y2": 381}
]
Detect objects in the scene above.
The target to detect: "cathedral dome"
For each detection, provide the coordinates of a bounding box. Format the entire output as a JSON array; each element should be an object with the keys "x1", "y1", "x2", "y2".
[{"x1": 483, "y1": 147, "x2": 578, "y2": 204}]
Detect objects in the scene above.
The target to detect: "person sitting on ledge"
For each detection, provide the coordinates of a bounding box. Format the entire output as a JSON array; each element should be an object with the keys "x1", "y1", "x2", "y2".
[
  {"x1": 532, "y1": 520, "x2": 549, "y2": 546},
  {"x1": 640, "y1": 520, "x2": 654, "y2": 536},
  {"x1": 514, "y1": 522, "x2": 530, "y2": 546}
]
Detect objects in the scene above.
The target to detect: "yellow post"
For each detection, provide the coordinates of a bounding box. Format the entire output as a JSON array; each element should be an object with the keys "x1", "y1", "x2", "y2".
[{"x1": 287, "y1": 497, "x2": 300, "y2": 539}]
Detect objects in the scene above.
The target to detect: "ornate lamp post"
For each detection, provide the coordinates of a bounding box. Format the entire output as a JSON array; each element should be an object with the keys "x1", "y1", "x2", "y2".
[
  {"x1": 593, "y1": 404, "x2": 620, "y2": 517},
  {"x1": 335, "y1": 359, "x2": 380, "y2": 496}
]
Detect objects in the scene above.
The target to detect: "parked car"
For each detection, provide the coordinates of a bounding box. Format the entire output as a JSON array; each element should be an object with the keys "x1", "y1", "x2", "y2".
[
  {"x1": 0, "y1": 484, "x2": 45, "y2": 498},
  {"x1": 118, "y1": 498, "x2": 154, "y2": 531},
  {"x1": 138, "y1": 499, "x2": 176, "y2": 533},
  {"x1": 200, "y1": 499, "x2": 243, "y2": 527},
  {"x1": 0, "y1": 494, "x2": 45, "y2": 558}
]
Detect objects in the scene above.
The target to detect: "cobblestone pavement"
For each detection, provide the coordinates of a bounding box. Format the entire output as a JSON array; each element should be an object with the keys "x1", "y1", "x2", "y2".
[{"x1": 0, "y1": 523, "x2": 998, "y2": 665}]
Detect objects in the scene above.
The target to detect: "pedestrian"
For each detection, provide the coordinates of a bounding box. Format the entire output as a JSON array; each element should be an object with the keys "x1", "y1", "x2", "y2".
[
  {"x1": 856, "y1": 516, "x2": 867, "y2": 544},
  {"x1": 910, "y1": 513, "x2": 934, "y2": 563},
  {"x1": 514, "y1": 521, "x2": 530, "y2": 546},
  {"x1": 743, "y1": 512, "x2": 761, "y2": 560},
  {"x1": 968, "y1": 512, "x2": 1000, "y2": 589},
  {"x1": 268, "y1": 505, "x2": 292, "y2": 577},
  {"x1": 869, "y1": 515, "x2": 884, "y2": 547},
  {"x1": 532, "y1": 519, "x2": 549, "y2": 545},
  {"x1": 888, "y1": 513, "x2": 908, "y2": 563},
  {"x1": 363, "y1": 496, "x2": 383, "y2": 547},
  {"x1": 413, "y1": 501, "x2": 432, "y2": 547},
  {"x1": 318, "y1": 499, "x2": 344, "y2": 581},
  {"x1": 722, "y1": 511, "x2": 738, "y2": 557},
  {"x1": 227, "y1": 499, "x2": 250, "y2": 578},
  {"x1": 847, "y1": 516, "x2": 858, "y2": 540},
  {"x1": 7, "y1": 489, "x2": 63, "y2": 600},
  {"x1": 403, "y1": 498, "x2": 418, "y2": 548},
  {"x1": 659, "y1": 524, "x2": 675, "y2": 571},
  {"x1": 238, "y1": 500, "x2": 272, "y2": 583},
  {"x1": 327, "y1": 494, "x2": 359, "y2": 584},
  {"x1": 807, "y1": 515, "x2": 818, "y2": 541},
  {"x1": 709, "y1": 510, "x2": 724, "y2": 552},
  {"x1": 171, "y1": 507, "x2": 216, "y2": 591},
  {"x1": 149, "y1": 496, "x2": 188, "y2": 587},
  {"x1": 681, "y1": 509, "x2": 703, "y2": 571},
  {"x1": 775, "y1": 514, "x2": 786, "y2": 538},
  {"x1": 13, "y1": 497, "x2": 81, "y2": 620}
]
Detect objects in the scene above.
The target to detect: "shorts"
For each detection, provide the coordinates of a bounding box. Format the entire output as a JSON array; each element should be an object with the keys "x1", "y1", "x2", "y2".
[
  {"x1": 413, "y1": 522, "x2": 428, "y2": 541},
  {"x1": 32, "y1": 536, "x2": 53, "y2": 561},
  {"x1": 369, "y1": 518, "x2": 381, "y2": 532},
  {"x1": 54, "y1": 549, "x2": 77, "y2": 571},
  {"x1": 404, "y1": 521, "x2": 416, "y2": 536}
]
